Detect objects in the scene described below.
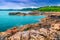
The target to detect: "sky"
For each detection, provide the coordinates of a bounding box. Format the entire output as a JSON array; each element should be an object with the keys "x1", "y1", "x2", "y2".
[{"x1": 0, "y1": 0, "x2": 60, "y2": 9}]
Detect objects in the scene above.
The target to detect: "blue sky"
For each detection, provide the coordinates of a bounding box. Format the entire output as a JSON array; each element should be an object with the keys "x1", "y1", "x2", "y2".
[{"x1": 0, "y1": 0, "x2": 60, "y2": 9}]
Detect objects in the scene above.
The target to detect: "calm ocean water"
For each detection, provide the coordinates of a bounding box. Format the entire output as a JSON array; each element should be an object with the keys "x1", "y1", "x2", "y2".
[{"x1": 0, "y1": 11, "x2": 45, "y2": 32}]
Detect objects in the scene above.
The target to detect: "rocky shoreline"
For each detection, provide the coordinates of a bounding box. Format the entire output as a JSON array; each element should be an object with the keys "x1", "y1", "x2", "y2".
[
  {"x1": 9, "y1": 11, "x2": 41, "y2": 16},
  {"x1": 0, "y1": 12, "x2": 60, "y2": 40}
]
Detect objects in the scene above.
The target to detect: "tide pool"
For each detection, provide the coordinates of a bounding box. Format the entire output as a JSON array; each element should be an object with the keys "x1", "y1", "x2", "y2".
[{"x1": 0, "y1": 11, "x2": 45, "y2": 32}]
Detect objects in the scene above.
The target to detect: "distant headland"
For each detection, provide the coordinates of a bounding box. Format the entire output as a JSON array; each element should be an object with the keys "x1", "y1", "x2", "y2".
[
  {"x1": 8, "y1": 6, "x2": 60, "y2": 16},
  {"x1": 0, "y1": 8, "x2": 38, "y2": 11},
  {"x1": 0, "y1": 6, "x2": 60, "y2": 12}
]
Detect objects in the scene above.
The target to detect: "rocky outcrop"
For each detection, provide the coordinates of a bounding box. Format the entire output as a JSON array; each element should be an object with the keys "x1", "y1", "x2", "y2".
[
  {"x1": 9, "y1": 12, "x2": 26, "y2": 16},
  {"x1": 9, "y1": 11, "x2": 41, "y2": 16},
  {"x1": 0, "y1": 23, "x2": 60, "y2": 40},
  {"x1": 1, "y1": 27, "x2": 59, "y2": 40}
]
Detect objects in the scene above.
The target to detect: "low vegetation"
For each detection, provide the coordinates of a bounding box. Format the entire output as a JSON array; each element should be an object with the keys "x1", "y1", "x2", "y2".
[{"x1": 37, "y1": 6, "x2": 60, "y2": 12}]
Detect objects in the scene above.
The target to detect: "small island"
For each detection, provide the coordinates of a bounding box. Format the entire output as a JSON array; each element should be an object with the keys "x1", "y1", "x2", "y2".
[{"x1": 9, "y1": 11, "x2": 41, "y2": 16}]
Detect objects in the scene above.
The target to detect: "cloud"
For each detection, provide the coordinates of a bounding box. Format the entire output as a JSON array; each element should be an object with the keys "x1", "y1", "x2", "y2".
[
  {"x1": 0, "y1": 0, "x2": 60, "y2": 9},
  {"x1": 0, "y1": 2, "x2": 25, "y2": 9},
  {"x1": 0, "y1": 0, "x2": 40, "y2": 9},
  {"x1": 0, "y1": 2, "x2": 38, "y2": 9}
]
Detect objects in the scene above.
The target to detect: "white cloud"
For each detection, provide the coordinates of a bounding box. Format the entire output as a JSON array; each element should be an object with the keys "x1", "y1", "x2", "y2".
[
  {"x1": 0, "y1": 0, "x2": 50, "y2": 9},
  {"x1": 0, "y1": 2, "x2": 38, "y2": 9},
  {"x1": 56, "y1": 4, "x2": 60, "y2": 6}
]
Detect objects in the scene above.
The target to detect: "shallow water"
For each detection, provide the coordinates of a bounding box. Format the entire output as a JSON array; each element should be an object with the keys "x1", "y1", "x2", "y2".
[{"x1": 0, "y1": 11, "x2": 45, "y2": 32}]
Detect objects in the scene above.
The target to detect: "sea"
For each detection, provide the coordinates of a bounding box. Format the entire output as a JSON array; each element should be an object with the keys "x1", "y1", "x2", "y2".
[{"x1": 0, "y1": 11, "x2": 45, "y2": 32}]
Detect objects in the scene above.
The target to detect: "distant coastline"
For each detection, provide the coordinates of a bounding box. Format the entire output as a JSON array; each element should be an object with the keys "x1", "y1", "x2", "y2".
[
  {"x1": 0, "y1": 6, "x2": 60, "y2": 12},
  {"x1": 0, "y1": 8, "x2": 37, "y2": 11}
]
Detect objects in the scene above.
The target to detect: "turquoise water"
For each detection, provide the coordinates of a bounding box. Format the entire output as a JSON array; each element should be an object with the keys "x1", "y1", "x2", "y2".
[{"x1": 0, "y1": 11, "x2": 45, "y2": 32}]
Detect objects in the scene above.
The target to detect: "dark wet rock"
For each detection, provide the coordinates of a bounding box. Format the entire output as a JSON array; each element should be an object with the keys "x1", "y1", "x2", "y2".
[{"x1": 9, "y1": 11, "x2": 41, "y2": 16}]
